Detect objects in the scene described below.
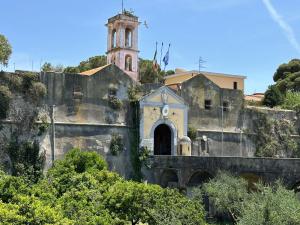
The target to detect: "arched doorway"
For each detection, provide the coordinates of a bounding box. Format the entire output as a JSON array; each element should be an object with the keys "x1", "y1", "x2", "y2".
[{"x1": 154, "y1": 124, "x2": 172, "y2": 155}]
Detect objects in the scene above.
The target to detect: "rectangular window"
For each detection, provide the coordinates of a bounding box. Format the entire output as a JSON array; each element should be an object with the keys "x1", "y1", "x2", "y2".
[
  {"x1": 109, "y1": 88, "x2": 117, "y2": 96},
  {"x1": 223, "y1": 101, "x2": 229, "y2": 112},
  {"x1": 233, "y1": 82, "x2": 238, "y2": 90},
  {"x1": 201, "y1": 139, "x2": 206, "y2": 151},
  {"x1": 204, "y1": 100, "x2": 212, "y2": 110},
  {"x1": 180, "y1": 145, "x2": 183, "y2": 155}
]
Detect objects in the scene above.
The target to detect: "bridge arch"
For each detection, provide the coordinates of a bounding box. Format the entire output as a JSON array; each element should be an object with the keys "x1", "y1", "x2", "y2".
[
  {"x1": 187, "y1": 171, "x2": 213, "y2": 187},
  {"x1": 239, "y1": 172, "x2": 263, "y2": 190},
  {"x1": 160, "y1": 169, "x2": 179, "y2": 188}
]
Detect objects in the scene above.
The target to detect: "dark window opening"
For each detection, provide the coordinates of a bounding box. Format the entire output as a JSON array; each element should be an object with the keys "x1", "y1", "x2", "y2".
[
  {"x1": 111, "y1": 29, "x2": 117, "y2": 48},
  {"x1": 233, "y1": 81, "x2": 238, "y2": 90},
  {"x1": 201, "y1": 139, "x2": 206, "y2": 151},
  {"x1": 223, "y1": 101, "x2": 229, "y2": 112},
  {"x1": 180, "y1": 145, "x2": 183, "y2": 155},
  {"x1": 109, "y1": 88, "x2": 117, "y2": 96},
  {"x1": 204, "y1": 100, "x2": 212, "y2": 110},
  {"x1": 125, "y1": 28, "x2": 132, "y2": 47},
  {"x1": 125, "y1": 55, "x2": 132, "y2": 71}
]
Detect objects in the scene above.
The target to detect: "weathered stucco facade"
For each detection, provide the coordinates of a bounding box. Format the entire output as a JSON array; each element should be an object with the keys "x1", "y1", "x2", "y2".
[{"x1": 139, "y1": 86, "x2": 191, "y2": 156}]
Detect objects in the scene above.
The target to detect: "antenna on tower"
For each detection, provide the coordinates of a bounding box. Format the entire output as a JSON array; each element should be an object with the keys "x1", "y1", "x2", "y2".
[{"x1": 121, "y1": 0, "x2": 124, "y2": 13}]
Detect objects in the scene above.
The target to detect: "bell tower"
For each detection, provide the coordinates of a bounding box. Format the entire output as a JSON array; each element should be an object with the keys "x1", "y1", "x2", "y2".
[{"x1": 106, "y1": 11, "x2": 140, "y2": 81}]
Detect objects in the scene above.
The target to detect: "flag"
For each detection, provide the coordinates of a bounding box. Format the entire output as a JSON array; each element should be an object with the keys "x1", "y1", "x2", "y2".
[
  {"x1": 163, "y1": 44, "x2": 171, "y2": 68},
  {"x1": 152, "y1": 42, "x2": 158, "y2": 71}
]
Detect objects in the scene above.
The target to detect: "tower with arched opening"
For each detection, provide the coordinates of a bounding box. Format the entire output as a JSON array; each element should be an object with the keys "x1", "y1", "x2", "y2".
[{"x1": 106, "y1": 11, "x2": 140, "y2": 81}]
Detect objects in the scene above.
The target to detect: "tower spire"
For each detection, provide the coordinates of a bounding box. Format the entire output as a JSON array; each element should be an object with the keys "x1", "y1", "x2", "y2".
[{"x1": 122, "y1": 0, "x2": 124, "y2": 13}]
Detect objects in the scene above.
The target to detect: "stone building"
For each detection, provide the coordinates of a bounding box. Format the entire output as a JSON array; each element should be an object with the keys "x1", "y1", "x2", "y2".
[{"x1": 1, "y1": 10, "x2": 298, "y2": 180}]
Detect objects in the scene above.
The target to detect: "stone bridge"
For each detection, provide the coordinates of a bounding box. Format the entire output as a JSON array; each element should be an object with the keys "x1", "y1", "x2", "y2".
[{"x1": 144, "y1": 156, "x2": 300, "y2": 191}]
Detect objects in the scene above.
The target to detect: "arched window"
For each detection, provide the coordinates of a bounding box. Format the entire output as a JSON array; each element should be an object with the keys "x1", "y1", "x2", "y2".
[
  {"x1": 125, "y1": 55, "x2": 132, "y2": 71},
  {"x1": 111, "y1": 29, "x2": 117, "y2": 48},
  {"x1": 125, "y1": 28, "x2": 132, "y2": 47}
]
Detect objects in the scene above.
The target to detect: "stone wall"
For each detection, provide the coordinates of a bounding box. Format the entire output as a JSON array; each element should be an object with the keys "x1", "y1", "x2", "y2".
[
  {"x1": 40, "y1": 64, "x2": 135, "y2": 125},
  {"x1": 40, "y1": 123, "x2": 133, "y2": 178}
]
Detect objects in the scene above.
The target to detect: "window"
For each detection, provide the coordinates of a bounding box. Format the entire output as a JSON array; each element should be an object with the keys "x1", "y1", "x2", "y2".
[
  {"x1": 125, "y1": 28, "x2": 132, "y2": 47},
  {"x1": 125, "y1": 55, "x2": 132, "y2": 71},
  {"x1": 111, "y1": 29, "x2": 117, "y2": 48},
  {"x1": 201, "y1": 139, "x2": 206, "y2": 151},
  {"x1": 108, "y1": 88, "x2": 117, "y2": 96},
  {"x1": 204, "y1": 99, "x2": 212, "y2": 110},
  {"x1": 180, "y1": 145, "x2": 183, "y2": 155},
  {"x1": 223, "y1": 101, "x2": 229, "y2": 112},
  {"x1": 233, "y1": 81, "x2": 238, "y2": 90}
]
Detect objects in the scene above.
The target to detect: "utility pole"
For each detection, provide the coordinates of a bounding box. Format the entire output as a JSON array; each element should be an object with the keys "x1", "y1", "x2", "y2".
[
  {"x1": 221, "y1": 105, "x2": 224, "y2": 156},
  {"x1": 50, "y1": 105, "x2": 56, "y2": 165}
]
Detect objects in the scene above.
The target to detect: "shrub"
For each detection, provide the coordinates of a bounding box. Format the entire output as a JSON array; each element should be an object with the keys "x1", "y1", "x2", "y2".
[
  {"x1": 22, "y1": 72, "x2": 39, "y2": 91},
  {"x1": 108, "y1": 96, "x2": 122, "y2": 110},
  {"x1": 263, "y1": 85, "x2": 284, "y2": 108},
  {"x1": 188, "y1": 126, "x2": 198, "y2": 141},
  {"x1": 0, "y1": 85, "x2": 12, "y2": 119},
  {"x1": 282, "y1": 91, "x2": 300, "y2": 111},
  {"x1": 110, "y1": 133, "x2": 124, "y2": 156},
  {"x1": 127, "y1": 85, "x2": 140, "y2": 102},
  {"x1": 29, "y1": 82, "x2": 47, "y2": 102}
]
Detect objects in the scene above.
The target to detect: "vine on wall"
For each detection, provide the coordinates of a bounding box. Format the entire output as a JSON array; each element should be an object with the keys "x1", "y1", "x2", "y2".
[{"x1": 252, "y1": 111, "x2": 298, "y2": 158}]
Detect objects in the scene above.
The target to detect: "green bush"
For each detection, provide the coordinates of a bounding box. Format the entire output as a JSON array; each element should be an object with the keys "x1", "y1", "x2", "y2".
[
  {"x1": 108, "y1": 96, "x2": 122, "y2": 110},
  {"x1": 29, "y1": 82, "x2": 47, "y2": 102},
  {"x1": 127, "y1": 85, "x2": 140, "y2": 102},
  {"x1": 110, "y1": 133, "x2": 124, "y2": 156},
  {"x1": 21, "y1": 72, "x2": 39, "y2": 91},
  {"x1": 0, "y1": 85, "x2": 12, "y2": 119},
  {"x1": 188, "y1": 126, "x2": 198, "y2": 141},
  {"x1": 281, "y1": 91, "x2": 300, "y2": 111},
  {"x1": 263, "y1": 85, "x2": 284, "y2": 108}
]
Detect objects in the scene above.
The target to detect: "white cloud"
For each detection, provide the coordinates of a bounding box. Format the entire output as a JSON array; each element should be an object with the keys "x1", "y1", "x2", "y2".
[{"x1": 262, "y1": 0, "x2": 300, "y2": 54}]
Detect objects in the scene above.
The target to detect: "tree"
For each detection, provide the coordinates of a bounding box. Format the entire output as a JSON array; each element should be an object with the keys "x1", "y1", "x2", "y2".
[
  {"x1": 262, "y1": 85, "x2": 284, "y2": 108},
  {"x1": 198, "y1": 171, "x2": 300, "y2": 225},
  {"x1": 63, "y1": 55, "x2": 107, "y2": 74},
  {"x1": 237, "y1": 182, "x2": 300, "y2": 225},
  {"x1": 139, "y1": 59, "x2": 162, "y2": 83},
  {"x1": 41, "y1": 62, "x2": 64, "y2": 72},
  {"x1": 198, "y1": 172, "x2": 249, "y2": 223},
  {"x1": 0, "y1": 148, "x2": 207, "y2": 224},
  {"x1": 273, "y1": 59, "x2": 300, "y2": 82},
  {"x1": 0, "y1": 34, "x2": 12, "y2": 67}
]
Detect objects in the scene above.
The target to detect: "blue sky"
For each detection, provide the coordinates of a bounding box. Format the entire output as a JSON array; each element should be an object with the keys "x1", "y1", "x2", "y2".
[{"x1": 1, "y1": 0, "x2": 300, "y2": 94}]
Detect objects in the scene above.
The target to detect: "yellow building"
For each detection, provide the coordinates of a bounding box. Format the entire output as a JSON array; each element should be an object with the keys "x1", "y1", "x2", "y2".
[
  {"x1": 139, "y1": 86, "x2": 191, "y2": 156},
  {"x1": 164, "y1": 68, "x2": 246, "y2": 92}
]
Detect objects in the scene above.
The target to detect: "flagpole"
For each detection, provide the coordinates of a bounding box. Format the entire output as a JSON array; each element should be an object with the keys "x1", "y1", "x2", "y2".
[{"x1": 159, "y1": 42, "x2": 164, "y2": 68}]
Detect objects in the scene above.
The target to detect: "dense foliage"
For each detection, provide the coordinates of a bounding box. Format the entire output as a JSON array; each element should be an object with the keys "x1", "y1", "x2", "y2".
[
  {"x1": 0, "y1": 34, "x2": 12, "y2": 67},
  {"x1": 263, "y1": 59, "x2": 300, "y2": 108},
  {"x1": 262, "y1": 85, "x2": 283, "y2": 108},
  {"x1": 110, "y1": 133, "x2": 124, "y2": 155},
  {"x1": 139, "y1": 59, "x2": 162, "y2": 83},
  {"x1": 0, "y1": 72, "x2": 47, "y2": 181},
  {"x1": 0, "y1": 149, "x2": 206, "y2": 225},
  {"x1": 64, "y1": 55, "x2": 107, "y2": 73},
  {"x1": 0, "y1": 85, "x2": 12, "y2": 119},
  {"x1": 251, "y1": 111, "x2": 298, "y2": 157},
  {"x1": 281, "y1": 91, "x2": 300, "y2": 112},
  {"x1": 41, "y1": 62, "x2": 64, "y2": 73},
  {"x1": 197, "y1": 172, "x2": 300, "y2": 225}
]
